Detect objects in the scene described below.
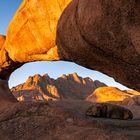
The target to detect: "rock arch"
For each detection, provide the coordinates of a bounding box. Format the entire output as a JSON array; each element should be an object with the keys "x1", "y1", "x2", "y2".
[
  {"x1": 57, "y1": 0, "x2": 140, "y2": 91},
  {"x1": 0, "y1": 0, "x2": 139, "y2": 103}
]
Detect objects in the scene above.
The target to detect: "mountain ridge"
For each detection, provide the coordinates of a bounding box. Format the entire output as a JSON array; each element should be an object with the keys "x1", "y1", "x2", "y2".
[{"x1": 11, "y1": 73, "x2": 107, "y2": 101}]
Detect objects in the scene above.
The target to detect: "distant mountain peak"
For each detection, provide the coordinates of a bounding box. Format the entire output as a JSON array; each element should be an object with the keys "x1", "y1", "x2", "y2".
[{"x1": 11, "y1": 73, "x2": 107, "y2": 102}]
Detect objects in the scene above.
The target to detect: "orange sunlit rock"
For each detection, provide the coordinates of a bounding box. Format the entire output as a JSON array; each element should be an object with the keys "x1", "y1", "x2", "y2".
[
  {"x1": 0, "y1": 35, "x2": 5, "y2": 50},
  {"x1": 4, "y1": 0, "x2": 72, "y2": 62},
  {"x1": 87, "y1": 87, "x2": 140, "y2": 103}
]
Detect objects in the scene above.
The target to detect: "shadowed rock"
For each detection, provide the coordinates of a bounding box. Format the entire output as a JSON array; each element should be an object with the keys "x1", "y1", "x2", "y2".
[
  {"x1": 57, "y1": 0, "x2": 140, "y2": 91},
  {"x1": 0, "y1": 80, "x2": 17, "y2": 105},
  {"x1": 86, "y1": 103, "x2": 133, "y2": 120}
]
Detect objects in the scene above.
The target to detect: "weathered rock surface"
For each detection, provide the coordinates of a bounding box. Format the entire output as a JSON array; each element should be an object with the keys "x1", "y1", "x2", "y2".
[
  {"x1": 57, "y1": 0, "x2": 140, "y2": 91},
  {"x1": 0, "y1": 35, "x2": 5, "y2": 50},
  {"x1": 86, "y1": 103, "x2": 133, "y2": 120},
  {"x1": 0, "y1": 0, "x2": 72, "y2": 80},
  {"x1": 0, "y1": 100, "x2": 139, "y2": 140},
  {"x1": 123, "y1": 95, "x2": 140, "y2": 106},
  {"x1": 4, "y1": 0, "x2": 72, "y2": 63},
  {"x1": 85, "y1": 86, "x2": 140, "y2": 119},
  {"x1": 86, "y1": 87, "x2": 139, "y2": 103},
  {"x1": 11, "y1": 73, "x2": 106, "y2": 101},
  {"x1": 0, "y1": 34, "x2": 22, "y2": 80}
]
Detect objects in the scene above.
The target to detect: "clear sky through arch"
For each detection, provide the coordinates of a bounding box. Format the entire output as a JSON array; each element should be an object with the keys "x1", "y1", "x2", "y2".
[{"x1": 0, "y1": 0, "x2": 128, "y2": 90}]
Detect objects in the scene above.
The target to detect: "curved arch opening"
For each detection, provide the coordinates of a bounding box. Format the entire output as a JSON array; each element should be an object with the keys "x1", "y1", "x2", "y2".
[{"x1": 9, "y1": 61, "x2": 128, "y2": 90}]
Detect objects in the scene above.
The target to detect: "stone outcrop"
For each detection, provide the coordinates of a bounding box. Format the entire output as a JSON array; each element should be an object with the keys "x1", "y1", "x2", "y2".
[
  {"x1": 86, "y1": 87, "x2": 140, "y2": 120},
  {"x1": 86, "y1": 103, "x2": 133, "y2": 120},
  {"x1": 57, "y1": 0, "x2": 140, "y2": 91},
  {"x1": 0, "y1": 0, "x2": 72, "y2": 80},
  {"x1": 123, "y1": 95, "x2": 140, "y2": 106},
  {"x1": 0, "y1": 101, "x2": 140, "y2": 140},
  {"x1": 86, "y1": 87, "x2": 139, "y2": 103},
  {"x1": 0, "y1": 34, "x2": 22, "y2": 80},
  {"x1": 11, "y1": 73, "x2": 106, "y2": 101},
  {"x1": 0, "y1": 80, "x2": 17, "y2": 113},
  {"x1": 4, "y1": 0, "x2": 72, "y2": 63}
]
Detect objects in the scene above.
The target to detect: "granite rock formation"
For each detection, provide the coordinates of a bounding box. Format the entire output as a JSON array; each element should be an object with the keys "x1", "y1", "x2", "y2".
[
  {"x1": 4, "y1": 0, "x2": 72, "y2": 63},
  {"x1": 0, "y1": 0, "x2": 72, "y2": 81},
  {"x1": 57, "y1": 0, "x2": 140, "y2": 91},
  {"x1": 0, "y1": 35, "x2": 19, "y2": 103},
  {"x1": 86, "y1": 86, "x2": 140, "y2": 119},
  {"x1": 123, "y1": 95, "x2": 140, "y2": 106},
  {"x1": 86, "y1": 87, "x2": 137, "y2": 103},
  {"x1": 86, "y1": 103, "x2": 133, "y2": 120},
  {"x1": 11, "y1": 73, "x2": 106, "y2": 101},
  {"x1": 86, "y1": 86, "x2": 140, "y2": 103}
]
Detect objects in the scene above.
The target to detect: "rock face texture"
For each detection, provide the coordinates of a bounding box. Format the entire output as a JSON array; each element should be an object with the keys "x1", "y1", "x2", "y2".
[
  {"x1": 0, "y1": 80, "x2": 17, "y2": 104},
  {"x1": 0, "y1": 34, "x2": 21, "y2": 80},
  {"x1": 0, "y1": 101, "x2": 140, "y2": 140},
  {"x1": 4, "y1": 0, "x2": 71, "y2": 63},
  {"x1": 85, "y1": 86, "x2": 140, "y2": 119},
  {"x1": 0, "y1": 35, "x2": 5, "y2": 50},
  {"x1": 11, "y1": 73, "x2": 106, "y2": 101},
  {"x1": 57, "y1": 0, "x2": 140, "y2": 91},
  {"x1": 86, "y1": 103, "x2": 133, "y2": 120},
  {"x1": 86, "y1": 87, "x2": 137, "y2": 103},
  {"x1": 0, "y1": 0, "x2": 72, "y2": 80},
  {"x1": 123, "y1": 95, "x2": 140, "y2": 106},
  {"x1": 86, "y1": 87, "x2": 140, "y2": 103}
]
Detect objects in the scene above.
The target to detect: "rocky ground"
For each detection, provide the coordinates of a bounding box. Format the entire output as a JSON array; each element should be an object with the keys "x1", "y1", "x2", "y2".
[
  {"x1": 5, "y1": 73, "x2": 140, "y2": 139},
  {"x1": 0, "y1": 100, "x2": 139, "y2": 140}
]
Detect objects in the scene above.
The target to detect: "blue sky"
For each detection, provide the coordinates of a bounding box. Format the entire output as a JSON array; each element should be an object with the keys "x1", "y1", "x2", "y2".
[{"x1": 0, "y1": 0, "x2": 128, "y2": 90}]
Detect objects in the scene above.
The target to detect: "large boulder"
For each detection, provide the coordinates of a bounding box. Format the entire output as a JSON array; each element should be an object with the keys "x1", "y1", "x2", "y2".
[
  {"x1": 4, "y1": 0, "x2": 71, "y2": 63},
  {"x1": 0, "y1": 0, "x2": 72, "y2": 80},
  {"x1": 86, "y1": 87, "x2": 132, "y2": 103},
  {"x1": 86, "y1": 103, "x2": 133, "y2": 120},
  {"x1": 57, "y1": 0, "x2": 140, "y2": 91}
]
